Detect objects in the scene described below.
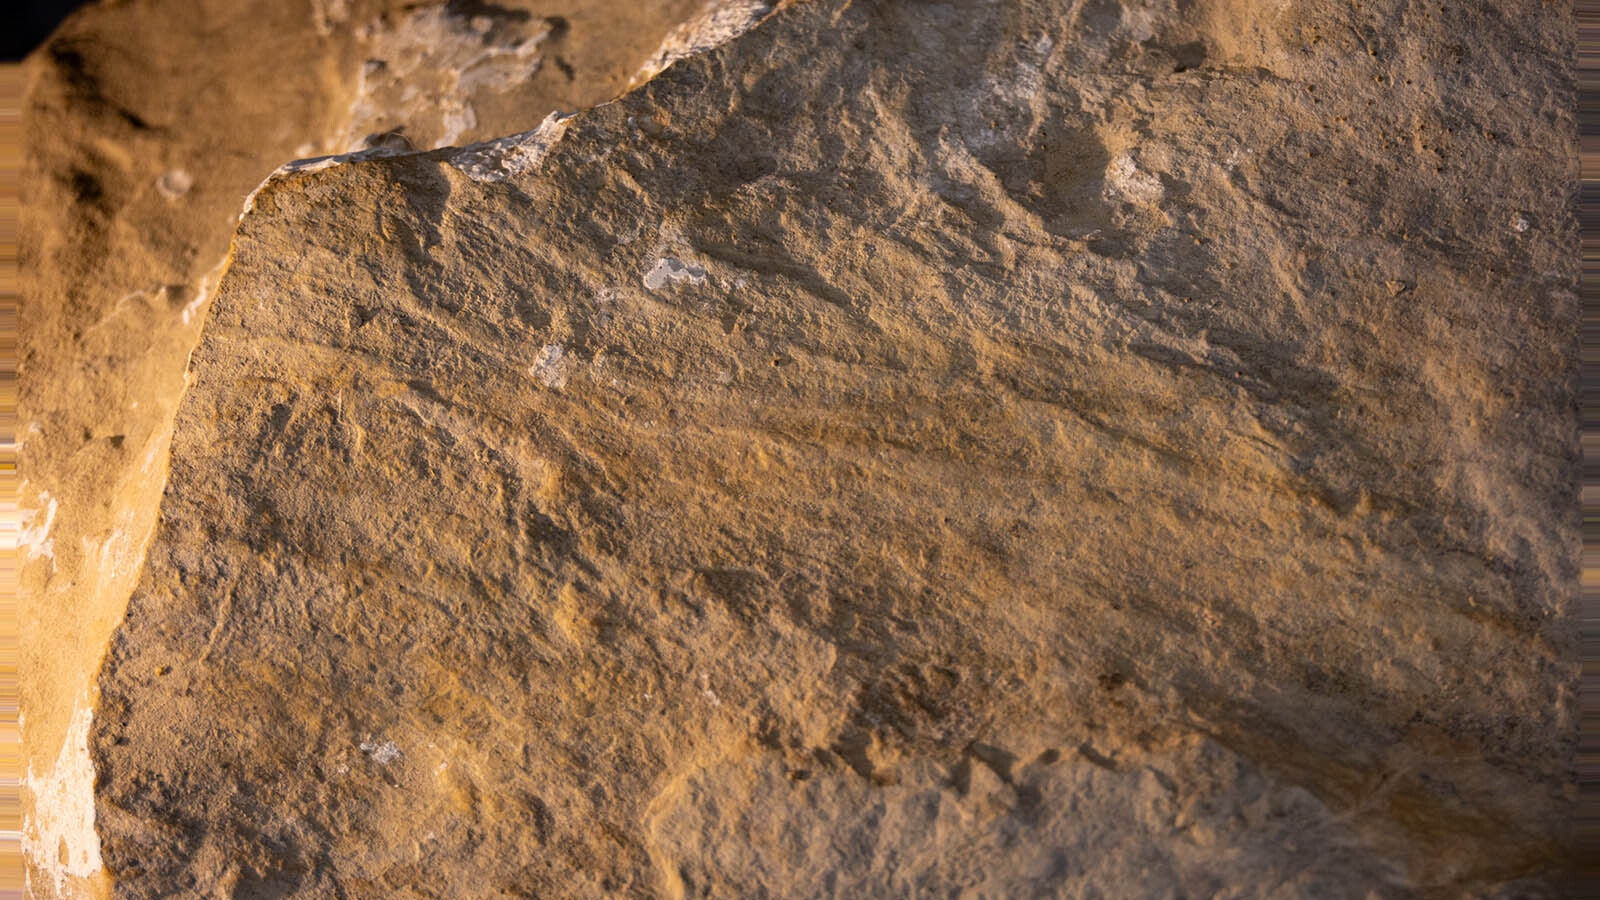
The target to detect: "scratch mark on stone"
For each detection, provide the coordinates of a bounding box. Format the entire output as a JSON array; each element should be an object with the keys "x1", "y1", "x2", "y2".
[
  {"x1": 198, "y1": 587, "x2": 234, "y2": 663},
  {"x1": 643, "y1": 257, "x2": 707, "y2": 291}
]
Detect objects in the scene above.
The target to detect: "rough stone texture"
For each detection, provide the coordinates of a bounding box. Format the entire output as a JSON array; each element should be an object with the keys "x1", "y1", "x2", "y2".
[
  {"x1": 24, "y1": 0, "x2": 1580, "y2": 896},
  {"x1": 18, "y1": 1, "x2": 764, "y2": 895}
]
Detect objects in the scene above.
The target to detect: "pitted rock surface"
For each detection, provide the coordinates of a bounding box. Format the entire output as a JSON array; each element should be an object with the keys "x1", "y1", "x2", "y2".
[{"x1": 22, "y1": 0, "x2": 1579, "y2": 896}]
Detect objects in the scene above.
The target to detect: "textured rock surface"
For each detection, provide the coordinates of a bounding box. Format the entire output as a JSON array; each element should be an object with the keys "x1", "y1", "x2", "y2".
[
  {"x1": 18, "y1": 0, "x2": 763, "y2": 895},
  {"x1": 26, "y1": 0, "x2": 1580, "y2": 896}
]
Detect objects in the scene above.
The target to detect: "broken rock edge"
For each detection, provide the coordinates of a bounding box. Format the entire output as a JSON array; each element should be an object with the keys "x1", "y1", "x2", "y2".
[{"x1": 69, "y1": 5, "x2": 787, "y2": 891}]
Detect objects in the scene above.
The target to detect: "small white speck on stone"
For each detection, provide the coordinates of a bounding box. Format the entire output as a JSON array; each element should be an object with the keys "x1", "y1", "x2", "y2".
[
  {"x1": 643, "y1": 257, "x2": 708, "y2": 291},
  {"x1": 359, "y1": 740, "x2": 402, "y2": 765},
  {"x1": 1511, "y1": 214, "x2": 1530, "y2": 233},
  {"x1": 21, "y1": 493, "x2": 58, "y2": 562},
  {"x1": 530, "y1": 343, "x2": 572, "y2": 389},
  {"x1": 156, "y1": 169, "x2": 194, "y2": 199},
  {"x1": 1104, "y1": 154, "x2": 1163, "y2": 205}
]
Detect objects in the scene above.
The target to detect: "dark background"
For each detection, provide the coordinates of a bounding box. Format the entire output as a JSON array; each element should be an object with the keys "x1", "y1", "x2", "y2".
[{"x1": 7, "y1": 1, "x2": 93, "y2": 61}]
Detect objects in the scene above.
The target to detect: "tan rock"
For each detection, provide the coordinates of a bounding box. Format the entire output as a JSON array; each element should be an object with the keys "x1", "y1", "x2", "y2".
[
  {"x1": 24, "y1": 0, "x2": 1580, "y2": 896},
  {"x1": 19, "y1": 1, "x2": 767, "y2": 895}
]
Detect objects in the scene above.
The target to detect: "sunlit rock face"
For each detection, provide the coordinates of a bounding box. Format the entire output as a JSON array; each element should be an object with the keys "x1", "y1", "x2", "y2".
[
  {"x1": 23, "y1": 0, "x2": 1579, "y2": 897},
  {"x1": 19, "y1": 1, "x2": 760, "y2": 895}
]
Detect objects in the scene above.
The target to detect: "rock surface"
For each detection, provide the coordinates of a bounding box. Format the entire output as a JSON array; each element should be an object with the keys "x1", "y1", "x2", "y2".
[
  {"x1": 24, "y1": 0, "x2": 1580, "y2": 897},
  {"x1": 19, "y1": 0, "x2": 762, "y2": 895}
]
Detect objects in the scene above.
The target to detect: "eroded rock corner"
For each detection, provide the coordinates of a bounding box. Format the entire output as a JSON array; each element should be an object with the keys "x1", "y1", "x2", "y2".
[{"x1": 19, "y1": 0, "x2": 771, "y2": 896}]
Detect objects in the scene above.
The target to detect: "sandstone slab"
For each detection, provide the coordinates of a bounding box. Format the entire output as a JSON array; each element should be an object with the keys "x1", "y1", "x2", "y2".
[
  {"x1": 22, "y1": 0, "x2": 1581, "y2": 896},
  {"x1": 19, "y1": 0, "x2": 764, "y2": 894}
]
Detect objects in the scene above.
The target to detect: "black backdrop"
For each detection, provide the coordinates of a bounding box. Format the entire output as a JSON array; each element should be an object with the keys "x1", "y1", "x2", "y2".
[{"x1": 7, "y1": 1, "x2": 93, "y2": 61}]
